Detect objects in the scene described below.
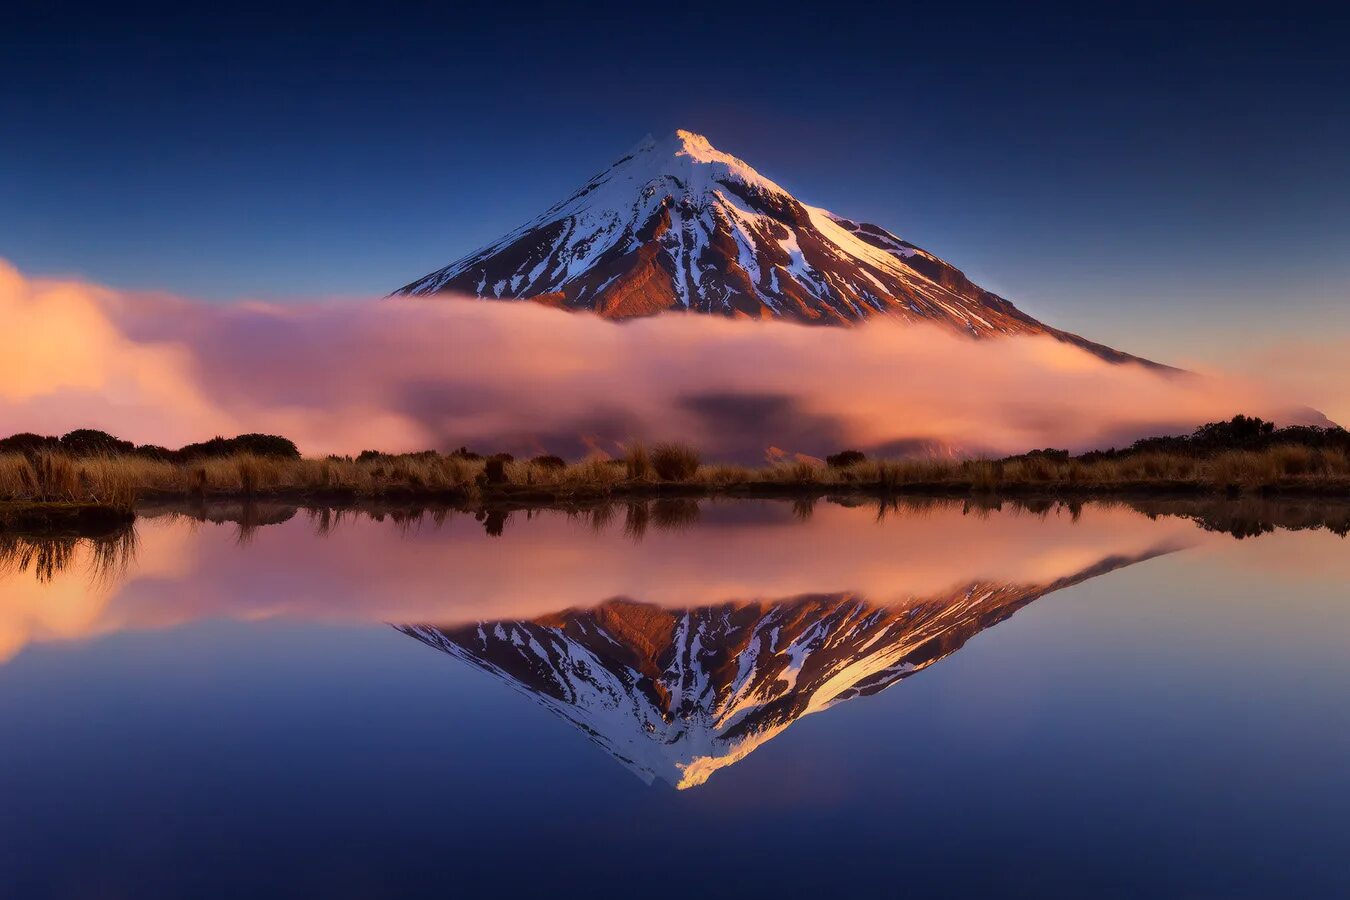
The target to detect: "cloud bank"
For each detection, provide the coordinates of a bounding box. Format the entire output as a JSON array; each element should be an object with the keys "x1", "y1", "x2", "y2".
[{"x1": 0, "y1": 260, "x2": 1322, "y2": 460}]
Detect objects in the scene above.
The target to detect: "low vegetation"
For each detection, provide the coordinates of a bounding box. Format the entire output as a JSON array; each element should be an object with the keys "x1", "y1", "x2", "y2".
[
  {"x1": 0, "y1": 428, "x2": 299, "y2": 462},
  {"x1": 0, "y1": 418, "x2": 1346, "y2": 519}
]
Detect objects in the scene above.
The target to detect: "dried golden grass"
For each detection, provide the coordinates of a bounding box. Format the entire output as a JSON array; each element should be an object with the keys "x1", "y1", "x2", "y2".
[
  {"x1": 0, "y1": 452, "x2": 148, "y2": 508},
  {"x1": 0, "y1": 444, "x2": 1347, "y2": 508}
]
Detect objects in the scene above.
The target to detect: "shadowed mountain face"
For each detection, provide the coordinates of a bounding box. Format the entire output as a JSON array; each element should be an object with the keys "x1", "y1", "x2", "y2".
[
  {"x1": 393, "y1": 130, "x2": 1161, "y2": 368},
  {"x1": 398, "y1": 550, "x2": 1160, "y2": 789}
]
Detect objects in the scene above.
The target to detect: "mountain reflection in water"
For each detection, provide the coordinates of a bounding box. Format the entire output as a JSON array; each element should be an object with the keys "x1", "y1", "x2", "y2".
[{"x1": 399, "y1": 547, "x2": 1160, "y2": 788}]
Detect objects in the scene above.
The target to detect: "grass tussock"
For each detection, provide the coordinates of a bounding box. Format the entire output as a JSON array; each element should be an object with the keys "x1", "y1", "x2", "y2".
[{"x1": 649, "y1": 442, "x2": 701, "y2": 481}]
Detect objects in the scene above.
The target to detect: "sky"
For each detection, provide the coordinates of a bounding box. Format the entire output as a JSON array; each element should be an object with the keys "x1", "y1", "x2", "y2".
[{"x1": 2, "y1": 2, "x2": 1348, "y2": 369}]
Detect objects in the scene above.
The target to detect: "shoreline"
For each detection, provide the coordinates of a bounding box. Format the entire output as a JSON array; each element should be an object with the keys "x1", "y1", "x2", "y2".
[
  {"x1": 15, "y1": 475, "x2": 1350, "y2": 511},
  {"x1": 4, "y1": 481, "x2": 1349, "y2": 540},
  {"x1": 4, "y1": 425, "x2": 1349, "y2": 537}
]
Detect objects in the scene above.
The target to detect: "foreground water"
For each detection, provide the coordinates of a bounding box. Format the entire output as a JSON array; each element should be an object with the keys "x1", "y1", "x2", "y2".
[{"x1": 2, "y1": 497, "x2": 1348, "y2": 898}]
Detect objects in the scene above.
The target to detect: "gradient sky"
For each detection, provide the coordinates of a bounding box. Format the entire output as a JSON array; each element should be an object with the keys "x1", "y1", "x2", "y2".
[{"x1": 3, "y1": 2, "x2": 1348, "y2": 365}]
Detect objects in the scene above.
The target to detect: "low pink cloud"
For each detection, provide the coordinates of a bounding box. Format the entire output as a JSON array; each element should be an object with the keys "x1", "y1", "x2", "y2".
[{"x1": 0, "y1": 259, "x2": 1325, "y2": 460}]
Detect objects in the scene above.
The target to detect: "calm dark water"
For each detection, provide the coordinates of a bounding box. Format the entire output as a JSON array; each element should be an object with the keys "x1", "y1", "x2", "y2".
[{"x1": 1, "y1": 498, "x2": 1348, "y2": 899}]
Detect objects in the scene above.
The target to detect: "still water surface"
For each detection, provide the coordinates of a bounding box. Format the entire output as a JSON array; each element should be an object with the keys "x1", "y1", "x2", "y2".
[{"x1": 2, "y1": 498, "x2": 1348, "y2": 898}]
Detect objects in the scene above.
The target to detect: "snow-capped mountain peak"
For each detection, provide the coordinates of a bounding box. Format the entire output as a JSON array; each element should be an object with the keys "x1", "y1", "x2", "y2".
[
  {"x1": 631, "y1": 128, "x2": 788, "y2": 192},
  {"x1": 392, "y1": 129, "x2": 1159, "y2": 366}
]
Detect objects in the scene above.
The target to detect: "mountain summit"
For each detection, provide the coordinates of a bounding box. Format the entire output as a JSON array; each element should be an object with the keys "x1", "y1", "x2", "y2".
[{"x1": 393, "y1": 130, "x2": 1152, "y2": 365}]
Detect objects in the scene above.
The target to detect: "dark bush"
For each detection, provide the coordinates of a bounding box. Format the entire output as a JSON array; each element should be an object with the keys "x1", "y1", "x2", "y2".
[
  {"x1": 449, "y1": 446, "x2": 483, "y2": 460},
  {"x1": 530, "y1": 454, "x2": 567, "y2": 470},
  {"x1": 483, "y1": 454, "x2": 511, "y2": 485},
  {"x1": 179, "y1": 433, "x2": 300, "y2": 459},
  {"x1": 826, "y1": 450, "x2": 867, "y2": 468},
  {"x1": 60, "y1": 429, "x2": 135, "y2": 456},
  {"x1": 357, "y1": 450, "x2": 386, "y2": 462},
  {"x1": 177, "y1": 436, "x2": 228, "y2": 459},
  {"x1": 226, "y1": 433, "x2": 299, "y2": 458},
  {"x1": 1198, "y1": 414, "x2": 1275, "y2": 444},
  {"x1": 0, "y1": 432, "x2": 61, "y2": 455},
  {"x1": 1080, "y1": 415, "x2": 1350, "y2": 462}
]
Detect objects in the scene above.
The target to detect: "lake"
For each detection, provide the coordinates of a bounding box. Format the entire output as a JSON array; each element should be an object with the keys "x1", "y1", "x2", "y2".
[{"x1": 2, "y1": 496, "x2": 1348, "y2": 898}]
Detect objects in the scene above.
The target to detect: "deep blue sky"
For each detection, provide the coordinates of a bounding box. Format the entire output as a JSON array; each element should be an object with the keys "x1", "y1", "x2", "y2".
[{"x1": 3, "y1": 2, "x2": 1348, "y2": 359}]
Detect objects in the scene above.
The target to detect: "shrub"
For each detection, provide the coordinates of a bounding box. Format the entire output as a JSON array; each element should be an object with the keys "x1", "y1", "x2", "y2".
[
  {"x1": 482, "y1": 453, "x2": 511, "y2": 485},
  {"x1": 60, "y1": 429, "x2": 136, "y2": 456},
  {"x1": 530, "y1": 454, "x2": 567, "y2": 470},
  {"x1": 227, "y1": 433, "x2": 300, "y2": 459},
  {"x1": 179, "y1": 433, "x2": 299, "y2": 460},
  {"x1": 171, "y1": 436, "x2": 227, "y2": 459},
  {"x1": 650, "y1": 442, "x2": 700, "y2": 481},
  {"x1": 1197, "y1": 414, "x2": 1275, "y2": 445},
  {"x1": 826, "y1": 450, "x2": 867, "y2": 468},
  {"x1": 0, "y1": 433, "x2": 61, "y2": 456}
]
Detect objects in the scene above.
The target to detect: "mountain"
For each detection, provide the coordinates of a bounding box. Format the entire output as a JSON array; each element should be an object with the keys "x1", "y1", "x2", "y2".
[
  {"x1": 397, "y1": 549, "x2": 1163, "y2": 789},
  {"x1": 393, "y1": 130, "x2": 1158, "y2": 367}
]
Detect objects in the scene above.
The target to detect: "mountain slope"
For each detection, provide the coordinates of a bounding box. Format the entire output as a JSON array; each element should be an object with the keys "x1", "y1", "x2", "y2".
[
  {"x1": 398, "y1": 549, "x2": 1164, "y2": 789},
  {"x1": 393, "y1": 130, "x2": 1159, "y2": 367}
]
